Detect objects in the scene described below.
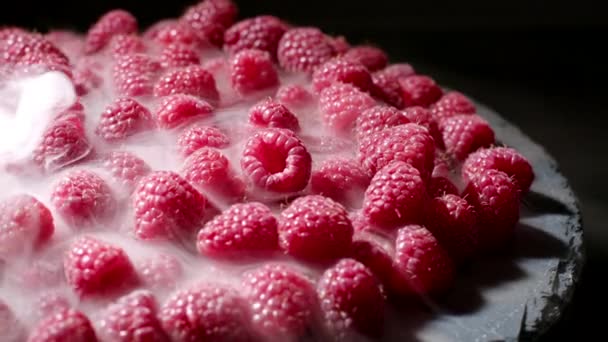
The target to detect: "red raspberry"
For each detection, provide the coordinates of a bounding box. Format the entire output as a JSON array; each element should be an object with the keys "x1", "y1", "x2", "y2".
[
  {"x1": 430, "y1": 91, "x2": 476, "y2": 121},
  {"x1": 32, "y1": 114, "x2": 91, "y2": 172},
  {"x1": 178, "y1": 125, "x2": 230, "y2": 157},
  {"x1": 249, "y1": 98, "x2": 300, "y2": 131},
  {"x1": 0, "y1": 31, "x2": 70, "y2": 73},
  {"x1": 224, "y1": 15, "x2": 289, "y2": 57},
  {"x1": 85, "y1": 9, "x2": 138, "y2": 54},
  {"x1": 275, "y1": 84, "x2": 314, "y2": 109},
  {"x1": 0, "y1": 194, "x2": 54, "y2": 258},
  {"x1": 426, "y1": 194, "x2": 479, "y2": 263},
  {"x1": 342, "y1": 45, "x2": 388, "y2": 71},
  {"x1": 0, "y1": 300, "x2": 24, "y2": 342},
  {"x1": 160, "y1": 283, "x2": 252, "y2": 342},
  {"x1": 182, "y1": 147, "x2": 246, "y2": 201},
  {"x1": 393, "y1": 225, "x2": 455, "y2": 295},
  {"x1": 463, "y1": 147, "x2": 534, "y2": 193},
  {"x1": 463, "y1": 169, "x2": 521, "y2": 250},
  {"x1": 439, "y1": 114, "x2": 495, "y2": 161},
  {"x1": 74, "y1": 66, "x2": 102, "y2": 96},
  {"x1": 328, "y1": 35, "x2": 350, "y2": 54},
  {"x1": 277, "y1": 27, "x2": 336, "y2": 73},
  {"x1": 155, "y1": 94, "x2": 214, "y2": 129},
  {"x1": 35, "y1": 293, "x2": 71, "y2": 319},
  {"x1": 371, "y1": 71, "x2": 405, "y2": 109},
  {"x1": 242, "y1": 264, "x2": 317, "y2": 339},
  {"x1": 230, "y1": 49, "x2": 279, "y2": 94},
  {"x1": 317, "y1": 259, "x2": 385, "y2": 340},
  {"x1": 108, "y1": 34, "x2": 145, "y2": 57},
  {"x1": 310, "y1": 158, "x2": 370, "y2": 203},
  {"x1": 133, "y1": 171, "x2": 208, "y2": 240},
  {"x1": 350, "y1": 235, "x2": 395, "y2": 288},
  {"x1": 363, "y1": 161, "x2": 426, "y2": 228},
  {"x1": 378, "y1": 63, "x2": 416, "y2": 80},
  {"x1": 319, "y1": 82, "x2": 376, "y2": 134},
  {"x1": 95, "y1": 97, "x2": 155, "y2": 142},
  {"x1": 63, "y1": 236, "x2": 137, "y2": 297},
  {"x1": 197, "y1": 202, "x2": 278, "y2": 257},
  {"x1": 312, "y1": 57, "x2": 374, "y2": 93},
  {"x1": 113, "y1": 53, "x2": 161, "y2": 97},
  {"x1": 101, "y1": 151, "x2": 151, "y2": 189},
  {"x1": 136, "y1": 254, "x2": 183, "y2": 290},
  {"x1": 358, "y1": 123, "x2": 435, "y2": 178},
  {"x1": 354, "y1": 105, "x2": 409, "y2": 139},
  {"x1": 146, "y1": 20, "x2": 200, "y2": 46},
  {"x1": 99, "y1": 290, "x2": 168, "y2": 342},
  {"x1": 159, "y1": 43, "x2": 200, "y2": 68},
  {"x1": 399, "y1": 75, "x2": 443, "y2": 107},
  {"x1": 51, "y1": 170, "x2": 115, "y2": 225},
  {"x1": 241, "y1": 128, "x2": 311, "y2": 193},
  {"x1": 154, "y1": 65, "x2": 219, "y2": 104},
  {"x1": 28, "y1": 309, "x2": 97, "y2": 342},
  {"x1": 428, "y1": 176, "x2": 459, "y2": 198},
  {"x1": 278, "y1": 195, "x2": 353, "y2": 261},
  {"x1": 402, "y1": 106, "x2": 443, "y2": 148},
  {"x1": 181, "y1": 0, "x2": 238, "y2": 47}
]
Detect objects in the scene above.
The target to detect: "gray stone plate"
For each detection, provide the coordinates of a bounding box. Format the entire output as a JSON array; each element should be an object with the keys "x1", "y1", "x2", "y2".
[{"x1": 383, "y1": 100, "x2": 585, "y2": 342}]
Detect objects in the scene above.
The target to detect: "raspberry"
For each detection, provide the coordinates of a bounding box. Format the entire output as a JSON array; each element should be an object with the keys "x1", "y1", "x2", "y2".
[
  {"x1": 428, "y1": 176, "x2": 459, "y2": 198},
  {"x1": 133, "y1": 171, "x2": 208, "y2": 240},
  {"x1": 317, "y1": 259, "x2": 385, "y2": 340},
  {"x1": 32, "y1": 115, "x2": 91, "y2": 172},
  {"x1": 402, "y1": 106, "x2": 443, "y2": 147},
  {"x1": 275, "y1": 84, "x2": 314, "y2": 109},
  {"x1": 153, "y1": 65, "x2": 219, "y2": 104},
  {"x1": 182, "y1": 147, "x2": 246, "y2": 201},
  {"x1": 28, "y1": 309, "x2": 97, "y2": 342},
  {"x1": 241, "y1": 128, "x2": 311, "y2": 193},
  {"x1": 0, "y1": 194, "x2": 54, "y2": 258},
  {"x1": 350, "y1": 235, "x2": 395, "y2": 288},
  {"x1": 393, "y1": 225, "x2": 455, "y2": 295},
  {"x1": 35, "y1": 293, "x2": 71, "y2": 319},
  {"x1": 85, "y1": 9, "x2": 138, "y2": 54},
  {"x1": 319, "y1": 82, "x2": 376, "y2": 134},
  {"x1": 399, "y1": 75, "x2": 443, "y2": 107},
  {"x1": 328, "y1": 35, "x2": 350, "y2": 54},
  {"x1": 357, "y1": 123, "x2": 435, "y2": 178},
  {"x1": 430, "y1": 91, "x2": 476, "y2": 121},
  {"x1": 439, "y1": 114, "x2": 495, "y2": 161},
  {"x1": 197, "y1": 202, "x2": 278, "y2": 257},
  {"x1": 147, "y1": 20, "x2": 200, "y2": 46},
  {"x1": 0, "y1": 300, "x2": 23, "y2": 342},
  {"x1": 108, "y1": 34, "x2": 145, "y2": 57},
  {"x1": 159, "y1": 43, "x2": 200, "y2": 68},
  {"x1": 278, "y1": 195, "x2": 353, "y2": 261},
  {"x1": 426, "y1": 194, "x2": 479, "y2": 263},
  {"x1": 63, "y1": 236, "x2": 137, "y2": 297},
  {"x1": 73, "y1": 65, "x2": 102, "y2": 96},
  {"x1": 95, "y1": 97, "x2": 154, "y2": 141},
  {"x1": 362, "y1": 161, "x2": 426, "y2": 228},
  {"x1": 136, "y1": 254, "x2": 183, "y2": 290},
  {"x1": 0, "y1": 31, "x2": 70, "y2": 73},
  {"x1": 50, "y1": 170, "x2": 115, "y2": 225},
  {"x1": 178, "y1": 125, "x2": 230, "y2": 157},
  {"x1": 181, "y1": 0, "x2": 238, "y2": 47},
  {"x1": 277, "y1": 27, "x2": 336, "y2": 73},
  {"x1": 312, "y1": 57, "x2": 373, "y2": 93},
  {"x1": 230, "y1": 49, "x2": 279, "y2": 94},
  {"x1": 99, "y1": 290, "x2": 167, "y2": 342},
  {"x1": 463, "y1": 169, "x2": 521, "y2": 250},
  {"x1": 224, "y1": 15, "x2": 289, "y2": 57},
  {"x1": 342, "y1": 45, "x2": 388, "y2": 71},
  {"x1": 159, "y1": 283, "x2": 252, "y2": 342},
  {"x1": 370, "y1": 63, "x2": 415, "y2": 109},
  {"x1": 354, "y1": 105, "x2": 410, "y2": 139},
  {"x1": 462, "y1": 147, "x2": 534, "y2": 193},
  {"x1": 113, "y1": 53, "x2": 161, "y2": 97},
  {"x1": 378, "y1": 63, "x2": 416, "y2": 80},
  {"x1": 242, "y1": 264, "x2": 317, "y2": 339},
  {"x1": 310, "y1": 158, "x2": 370, "y2": 203},
  {"x1": 155, "y1": 94, "x2": 214, "y2": 129},
  {"x1": 101, "y1": 151, "x2": 151, "y2": 189},
  {"x1": 248, "y1": 98, "x2": 300, "y2": 131}
]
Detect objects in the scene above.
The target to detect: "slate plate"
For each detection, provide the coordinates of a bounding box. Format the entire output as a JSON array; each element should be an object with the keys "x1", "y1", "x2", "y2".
[{"x1": 383, "y1": 100, "x2": 585, "y2": 342}]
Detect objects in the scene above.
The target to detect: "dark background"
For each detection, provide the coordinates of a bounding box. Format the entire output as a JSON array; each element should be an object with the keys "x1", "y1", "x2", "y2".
[{"x1": 2, "y1": 0, "x2": 606, "y2": 339}]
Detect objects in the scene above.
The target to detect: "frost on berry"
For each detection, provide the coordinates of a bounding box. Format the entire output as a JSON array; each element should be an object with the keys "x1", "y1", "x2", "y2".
[
  {"x1": 28, "y1": 309, "x2": 97, "y2": 342},
  {"x1": 319, "y1": 82, "x2": 376, "y2": 134},
  {"x1": 153, "y1": 65, "x2": 220, "y2": 105},
  {"x1": 177, "y1": 125, "x2": 230, "y2": 157}
]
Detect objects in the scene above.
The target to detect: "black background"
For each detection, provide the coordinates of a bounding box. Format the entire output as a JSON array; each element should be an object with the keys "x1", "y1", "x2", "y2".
[{"x1": 2, "y1": 0, "x2": 606, "y2": 339}]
